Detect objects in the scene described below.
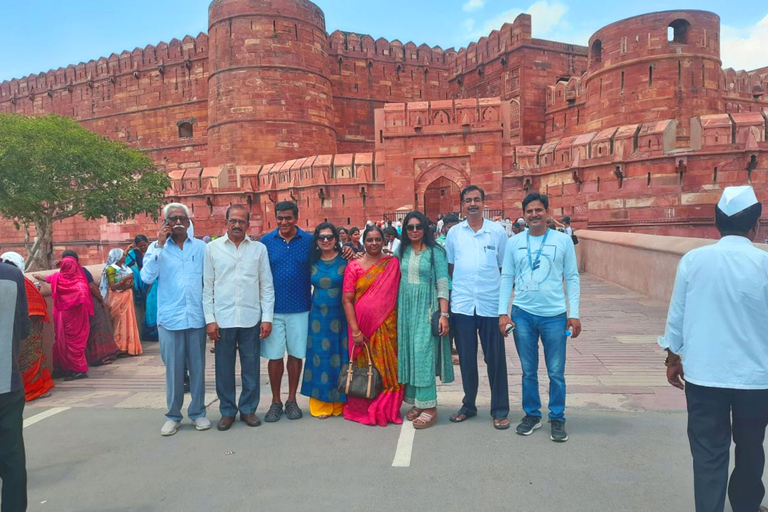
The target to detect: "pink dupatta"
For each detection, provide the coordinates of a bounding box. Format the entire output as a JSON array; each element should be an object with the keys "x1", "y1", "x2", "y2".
[{"x1": 47, "y1": 257, "x2": 93, "y2": 373}]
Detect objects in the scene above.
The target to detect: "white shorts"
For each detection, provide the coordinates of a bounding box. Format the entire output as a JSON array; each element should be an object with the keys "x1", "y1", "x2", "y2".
[{"x1": 260, "y1": 312, "x2": 310, "y2": 360}]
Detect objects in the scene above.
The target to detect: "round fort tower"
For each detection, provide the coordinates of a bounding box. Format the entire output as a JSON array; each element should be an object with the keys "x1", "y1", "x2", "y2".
[
  {"x1": 583, "y1": 10, "x2": 724, "y2": 143},
  {"x1": 207, "y1": 0, "x2": 337, "y2": 167}
]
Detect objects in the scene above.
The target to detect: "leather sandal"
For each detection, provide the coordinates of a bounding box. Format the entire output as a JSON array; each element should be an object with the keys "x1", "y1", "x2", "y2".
[
  {"x1": 449, "y1": 411, "x2": 477, "y2": 423},
  {"x1": 406, "y1": 406, "x2": 422, "y2": 421},
  {"x1": 413, "y1": 411, "x2": 437, "y2": 429},
  {"x1": 493, "y1": 418, "x2": 511, "y2": 430}
]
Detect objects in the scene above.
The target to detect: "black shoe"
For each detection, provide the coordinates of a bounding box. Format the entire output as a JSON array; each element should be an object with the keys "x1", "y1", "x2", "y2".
[
  {"x1": 550, "y1": 420, "x2": 568, "y2": 442},
  {"x1": 264, "y1": 403, "x2": 283, "y2": 423},
  {"x1": 516, "y1": 415, "x2": 542, "y2": 436},
  {"x1": 285, "y1": 400, "x2": 303, "y2": 420},
  {"x1": 64, "y1": 372, "x2": 88, "y2": 381}
]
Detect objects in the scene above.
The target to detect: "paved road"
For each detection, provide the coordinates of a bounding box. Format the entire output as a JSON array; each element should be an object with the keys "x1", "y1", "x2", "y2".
[
  {"x1": 17, "y1": 274, "x2": 765, "y2": 511},
  {"x1": 24, "y1": 406, "x2": 695, "y2": 512}
]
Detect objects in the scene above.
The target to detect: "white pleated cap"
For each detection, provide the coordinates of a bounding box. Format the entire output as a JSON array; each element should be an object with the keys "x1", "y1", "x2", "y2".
[{"x1": 717, "y1": 186, "x2": 759, "y2": 216}]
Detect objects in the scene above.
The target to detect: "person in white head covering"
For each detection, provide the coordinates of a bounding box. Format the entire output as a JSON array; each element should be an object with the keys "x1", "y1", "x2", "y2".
[
  {"x1": 0, "y1": 252, "x2": 25, "y2": 273},
  {"x1": 659, "y1": 185, "x2": 768, "y2": 511},
  {"x1": 102, "y1": 248, "x2": 143, "y2": 357}
]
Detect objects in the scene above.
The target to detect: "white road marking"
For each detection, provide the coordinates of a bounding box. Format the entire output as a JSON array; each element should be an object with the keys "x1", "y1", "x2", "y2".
[
  {"x1": 392, "y1": 419, "x2": 416, "y2": 467},
  {"x1": 23, "y1": 407, "x2": 70, "y2": 428}
]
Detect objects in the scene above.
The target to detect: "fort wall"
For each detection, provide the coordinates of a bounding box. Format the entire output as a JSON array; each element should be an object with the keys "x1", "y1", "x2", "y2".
[{"x1": 1, "y1": 2, "x2": 768, "y2": 264}]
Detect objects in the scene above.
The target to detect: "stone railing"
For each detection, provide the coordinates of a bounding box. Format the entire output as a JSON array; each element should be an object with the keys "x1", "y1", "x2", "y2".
[{"x1": 575, "y1": 230, "x2": 768, "y2": 302}]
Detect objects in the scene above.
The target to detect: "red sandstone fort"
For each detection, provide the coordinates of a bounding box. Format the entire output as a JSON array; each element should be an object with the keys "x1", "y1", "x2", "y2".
[{"x1": 1, "y1": 0, "x2": 767, "y2": 261}]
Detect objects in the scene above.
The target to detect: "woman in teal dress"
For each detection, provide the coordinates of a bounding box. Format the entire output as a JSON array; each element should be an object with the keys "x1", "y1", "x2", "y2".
[
  {"x1": 301, "y1": 222, "x2": 349, "y2": 418},
  {"x1": 397, "y1": 211, "x2": 454, "y2": 429}
]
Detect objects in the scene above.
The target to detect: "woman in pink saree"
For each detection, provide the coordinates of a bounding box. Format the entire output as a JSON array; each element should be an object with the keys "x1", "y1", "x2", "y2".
[
  {"x1": 342, "y1": 225, "x2": 404, "y2": 426},
  {"x1": 46, "y1": 256, "x2": 94, "y2": 380}
]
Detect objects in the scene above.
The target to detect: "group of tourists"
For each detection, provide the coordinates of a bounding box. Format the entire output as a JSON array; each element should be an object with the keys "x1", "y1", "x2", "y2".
[
  {"x1": 2, "y1": 184, "x2": 767, "y2": 512},
  {"x1": 130, "y1": 185, "x2": 581, "y2": 438},
  {"x1": 0, "y1": 241, "x2": 155, "y2": 401}
]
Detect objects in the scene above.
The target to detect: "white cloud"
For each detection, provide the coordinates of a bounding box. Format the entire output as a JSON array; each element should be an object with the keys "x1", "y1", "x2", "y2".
[
  {"x1": 721, "y1": 13, "x2": 768, "y2": 71},
  {"x1": 464, "y1": 18, "x2": 476, "y2": 33},
  {"x1": 466, "y1": 0, "x2": 569, "y2": 41},
  {"x1": 462, "y1": 0, "x2": 485, "y2": 12}
]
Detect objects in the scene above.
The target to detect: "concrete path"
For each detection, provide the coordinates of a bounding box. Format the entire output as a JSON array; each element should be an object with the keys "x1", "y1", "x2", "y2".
[{"x1": 19, "y1": 273, "x2": 763, "y2": 511}]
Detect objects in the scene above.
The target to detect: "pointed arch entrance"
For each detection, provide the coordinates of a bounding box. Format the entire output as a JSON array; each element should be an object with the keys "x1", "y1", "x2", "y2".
[
  {"x1": 424, "y1": 177, "x2": 460, "y2": 219},
  {"x1": 414, "y1": 160, "x2": 469, "y2": 220}
]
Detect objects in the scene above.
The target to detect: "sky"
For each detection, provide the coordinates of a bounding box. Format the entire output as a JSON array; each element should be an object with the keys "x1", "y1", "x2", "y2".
[{"x1": 1, "y1": 0, "x2": 766, "y2": 82}]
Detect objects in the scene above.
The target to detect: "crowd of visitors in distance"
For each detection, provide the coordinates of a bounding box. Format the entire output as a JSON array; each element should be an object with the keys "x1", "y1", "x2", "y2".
[{"x1": 2, "y1": 184, "x2": 767, "y2": 512}]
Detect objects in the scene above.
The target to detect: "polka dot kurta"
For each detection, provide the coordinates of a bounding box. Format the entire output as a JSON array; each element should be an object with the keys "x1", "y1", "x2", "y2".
[{"x1": 300, "y1": 255, "x2": 349, "y2": 403}]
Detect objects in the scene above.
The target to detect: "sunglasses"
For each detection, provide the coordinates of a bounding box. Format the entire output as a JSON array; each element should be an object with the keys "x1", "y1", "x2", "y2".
[
  {"x1": 406, "y1": 224, "x2": 424, "y2": 231},
  {"x1": 317, "y1": 235, "x2": 335, "y2": 241},
  {"x1": 167, "y1": 216, "x2": 189, "y2": 223}
]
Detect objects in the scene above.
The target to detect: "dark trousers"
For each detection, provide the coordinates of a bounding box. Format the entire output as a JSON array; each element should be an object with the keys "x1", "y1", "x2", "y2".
[
  {"x1": 215, "y1": 325, "x2": 261, "y2": 417},
  {"x1": 685, "y1": 382, "x2": 768, "y2": 512},
  {"x1": 0, "y1": 390, "x2": 27, "y2": 512},
  {"x1": 453, "y1": 312, "x2": 509, "y2": 420}
]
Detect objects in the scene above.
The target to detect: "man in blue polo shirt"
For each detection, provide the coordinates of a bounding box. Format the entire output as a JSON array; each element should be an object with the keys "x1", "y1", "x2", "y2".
[{"x1": 259, "y1": 201, "x2": 314, "y2": 422}]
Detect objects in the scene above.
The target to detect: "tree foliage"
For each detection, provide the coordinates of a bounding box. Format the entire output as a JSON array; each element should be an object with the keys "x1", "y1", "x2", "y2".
[{"x1": 0, "y1": 113, "x2": 170, "y2": 269}]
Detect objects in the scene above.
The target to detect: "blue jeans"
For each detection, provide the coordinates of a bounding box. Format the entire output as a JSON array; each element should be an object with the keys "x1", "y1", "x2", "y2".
[
  {"x1": 511, "y1": 306, "x2": 568, "y2": 422},
  {"x1": 215, "y1": 325, "x2": 261, "y2": 417},
  {"x1": 158, "y1": 326, "x2": 207, "y2": 422}
]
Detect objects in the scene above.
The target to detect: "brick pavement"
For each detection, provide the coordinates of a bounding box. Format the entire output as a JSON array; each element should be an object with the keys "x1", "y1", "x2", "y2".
[{"x1": 28, "y1": 273, "x2": 686, "y2": 413}]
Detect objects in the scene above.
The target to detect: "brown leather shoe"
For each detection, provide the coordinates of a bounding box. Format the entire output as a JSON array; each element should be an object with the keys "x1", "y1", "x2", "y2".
[
  {"x1": 217, "y1": 416, "x2": 235, "y2": 431},
  {"x1": 240, "y1": 413, "x2": 262, "y2": 427}
]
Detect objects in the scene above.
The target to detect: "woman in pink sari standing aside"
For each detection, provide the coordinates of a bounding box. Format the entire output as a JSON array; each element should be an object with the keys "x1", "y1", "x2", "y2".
[
  {"x1": 45, "y1": 256, "x2": 94, "y2": 380},
  {"x1": 342, "y1": 225, "x2": 404, "y2": 426}
]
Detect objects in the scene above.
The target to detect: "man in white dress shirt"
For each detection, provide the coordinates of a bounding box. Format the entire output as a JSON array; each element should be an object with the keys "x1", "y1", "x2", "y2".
[
  {"x1": 445, "y1": 185, "x2": 510, "y2": 429},
  {"x1": 204, "y1": 205, "x2": 275, "y2": 431},
  {"x1": 660, "y1": 185, "x2": 768, "y2": 512}
]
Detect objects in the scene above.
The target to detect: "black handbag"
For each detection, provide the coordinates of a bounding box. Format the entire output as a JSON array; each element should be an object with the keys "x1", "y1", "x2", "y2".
[
  {"x1": 571, "y1": 233, "x2": 579, "y2": 245},
  {"x1": 337, "y1": 342, "x2": 383, "y2": 400}
]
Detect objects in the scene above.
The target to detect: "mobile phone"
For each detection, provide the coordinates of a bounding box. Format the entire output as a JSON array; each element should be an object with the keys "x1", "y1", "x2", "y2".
[{"x1": 163, "y1": 219, "x2": 169, "y2": 226}]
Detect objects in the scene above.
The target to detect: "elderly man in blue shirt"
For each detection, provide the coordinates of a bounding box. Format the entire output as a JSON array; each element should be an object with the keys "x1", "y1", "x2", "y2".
[
  {"x1": 143, "y1": 202, "x2": 211, "y2": 436},
  {"x1": 660, "y1": 185, "x2": 768, "y2": 512}
]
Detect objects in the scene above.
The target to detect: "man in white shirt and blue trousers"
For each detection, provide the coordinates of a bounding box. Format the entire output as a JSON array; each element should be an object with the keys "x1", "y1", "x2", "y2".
[
  {"x1": 203, "y1": 205, "x2": 275, "y2": 431},
  {"x1": 143, "y1": 202, "x2": 211, "y2": 436},
  {"x1": 498, "y1": 193, "x2": 581, "y2": 442},
  {"x1": 660, "y1": 185, "x2": 768, "y2": 512},
  {"x1": 445, "y1": 185, "x2": 511, "y2": 430}
]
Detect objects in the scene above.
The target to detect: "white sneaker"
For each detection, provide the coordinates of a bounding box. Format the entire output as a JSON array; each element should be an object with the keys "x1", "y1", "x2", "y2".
[
  {"x1": 194, "y1": 417, "x2": 211, "y2": 431},
  {"x1": 160, "y1": 420, "x2": 180, "y2": 436}
]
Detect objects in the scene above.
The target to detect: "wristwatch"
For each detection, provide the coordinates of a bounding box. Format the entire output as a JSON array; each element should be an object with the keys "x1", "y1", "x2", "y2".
[
  {"x1": 440, "y1": 312, "x2": 450, "y2": 318},
  {"x1": 664, "y1": 354, "x2": 682, "y2": 367}
]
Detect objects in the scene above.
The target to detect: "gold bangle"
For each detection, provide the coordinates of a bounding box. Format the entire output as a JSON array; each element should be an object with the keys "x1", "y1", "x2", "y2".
[{"x1": 352, "y1": 331, "x2": 362, "y2": 337}]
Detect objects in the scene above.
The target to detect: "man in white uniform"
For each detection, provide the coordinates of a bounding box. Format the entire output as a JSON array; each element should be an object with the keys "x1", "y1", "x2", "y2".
[{"x1": 660, "y1": 185, "x2": 768, "y2": 512}]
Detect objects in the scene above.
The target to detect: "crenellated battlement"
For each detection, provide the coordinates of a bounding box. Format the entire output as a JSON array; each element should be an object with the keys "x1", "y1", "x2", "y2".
[
  {"x1": 0, "y1": 33, "x2": 208, "y2": 101},
  {"x1": 327, "y1": 31, "x2": 455, "y2": 67}
]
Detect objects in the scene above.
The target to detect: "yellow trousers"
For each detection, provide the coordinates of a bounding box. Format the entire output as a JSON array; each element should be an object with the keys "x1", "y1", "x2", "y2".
[{"x1": 309, "y1": 398, "x2": 344, "y2": 417}]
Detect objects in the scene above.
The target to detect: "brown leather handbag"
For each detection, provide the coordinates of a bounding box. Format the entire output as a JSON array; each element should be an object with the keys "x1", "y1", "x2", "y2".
[{"x1": 337, "y1": 342, "x2": 383, "y2": 400}]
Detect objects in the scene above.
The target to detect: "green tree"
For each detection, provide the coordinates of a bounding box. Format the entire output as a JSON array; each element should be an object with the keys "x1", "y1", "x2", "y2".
[{"x1": 0, "y1": 113, "x2": 170, "y2": 270}]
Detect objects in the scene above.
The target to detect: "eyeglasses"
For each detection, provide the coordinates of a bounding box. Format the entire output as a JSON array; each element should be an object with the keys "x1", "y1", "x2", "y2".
[
  {"x1": 463, "y1": 197, "x2": 483, "y2": 204},
  {"x1": 167, "y1": 216, "x2": 189, "y2": 223},
  {"x1": 227, "y1": 219, "x2": 248, "y2": 226},
  {"x1": 317, "y1": 235, "x2": 335, "y2": 241},
  {"x1": 406, "y1": 224, "x2": 424, "y2": 231}
]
